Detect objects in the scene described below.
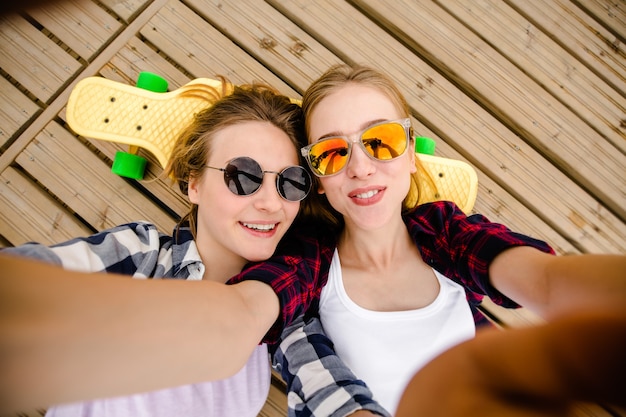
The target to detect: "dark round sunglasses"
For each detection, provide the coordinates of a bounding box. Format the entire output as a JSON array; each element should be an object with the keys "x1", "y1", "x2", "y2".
[{"x1": 205, "y1": 156, "x2": 311, "y2": 202}]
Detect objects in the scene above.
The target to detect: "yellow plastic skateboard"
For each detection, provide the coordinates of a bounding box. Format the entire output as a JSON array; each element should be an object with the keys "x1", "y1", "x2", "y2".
[
  {"x1": 66, "y1": 73, "x2": 228, "y2": 179},
  {"x1": 418, "y1": 151, "x2": 477, "y2": 213},
  {"x1": 66, "y1": 72, "x2": 477, "y2": 213}
]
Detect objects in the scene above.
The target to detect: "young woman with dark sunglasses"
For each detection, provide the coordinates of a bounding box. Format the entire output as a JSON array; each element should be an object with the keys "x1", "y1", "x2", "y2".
[
  {"x1": 0, "y1": 81, "x2": 318, "y2": 416},
  {"x1": 265, "y1": 64, "x2": 626, "y2": 416}
]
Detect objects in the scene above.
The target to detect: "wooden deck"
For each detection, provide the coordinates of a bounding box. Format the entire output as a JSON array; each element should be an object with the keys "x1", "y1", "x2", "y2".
[{"x1": 0, "y1": 0, "x2": 625, "y2": 416}]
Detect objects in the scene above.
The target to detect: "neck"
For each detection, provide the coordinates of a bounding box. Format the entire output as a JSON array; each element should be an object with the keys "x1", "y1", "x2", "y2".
[
  {"x1": 338, "y1": 216, "x2": 413, "y2": 271},
  {"x1": 202, "y1": 259, "x2": 247, "y2": 283},
  {"x1": 194, "y1": 236, "x2": 247, "y2": 283}
]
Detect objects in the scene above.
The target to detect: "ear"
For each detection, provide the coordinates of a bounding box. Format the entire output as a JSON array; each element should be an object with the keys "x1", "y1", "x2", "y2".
[
  {"x1": 317, "y1": 182, "x2": 326, "y2": 195},
  {"x1": 188, "y1": 175, "x2": 201, "y2": 204}
]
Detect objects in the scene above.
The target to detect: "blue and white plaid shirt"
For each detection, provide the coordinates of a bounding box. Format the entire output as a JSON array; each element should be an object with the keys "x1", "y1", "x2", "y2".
[{"x1": 3, "y1": 221, "x2": 205, "y2": 280}]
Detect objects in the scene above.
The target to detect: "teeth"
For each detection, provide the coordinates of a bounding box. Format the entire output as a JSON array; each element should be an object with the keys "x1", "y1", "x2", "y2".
[
  {"x1": 243, "y1": 223, "x2": 276, "y2": 231},
  {"x1": 355, "y1": 190, "x2": 379, "y2": 199}
]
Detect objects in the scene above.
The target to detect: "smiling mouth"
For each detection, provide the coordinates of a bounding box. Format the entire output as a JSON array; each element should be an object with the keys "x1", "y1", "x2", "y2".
[
  {"x1": 354, "y1": 189, "x2": 380, "y2": 199},
  {"x1": 242, "y1": 222, "x2": 277, "y2": 231}
]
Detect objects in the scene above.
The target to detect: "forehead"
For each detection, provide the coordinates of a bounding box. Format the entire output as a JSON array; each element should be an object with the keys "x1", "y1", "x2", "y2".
[
  {"x1": 308, "y1": 84, "x2": 402, "y2": 139},
  {"x1": 209, "y1": 121, "x2": 299, "y2": 168}
]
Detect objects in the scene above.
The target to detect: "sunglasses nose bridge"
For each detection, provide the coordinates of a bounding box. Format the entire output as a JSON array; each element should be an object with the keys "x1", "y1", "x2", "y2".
[
  {"x1": 251, "y1": 170, "x2": 283, "y2": 202},
  {"x1": 346, "y1": 132, "x2": 361, "y2": 144},
  {"x1": 335, "y1": 133, "x2": 364, "y2": 162},
  {"x1": 346, "y1": 130, "x2": 368, "y2": 152},
  {"x1": 259, "y1": 169, "x2": 281, "y2": 191},
  {"x1": 348, "y1": 133, "x2": 373, "y2": 160}
]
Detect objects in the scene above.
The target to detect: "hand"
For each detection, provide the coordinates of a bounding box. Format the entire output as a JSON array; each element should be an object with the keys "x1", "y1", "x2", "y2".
[
  {"x1": 395, "y1": 330, "x2": 569, "y2": 416},
  {"x1": 395, "y1": 356, "x2": 567, "y2": 416},
  {"x1": 395, "y1": 308, "x2": 626, "y2": 417}
]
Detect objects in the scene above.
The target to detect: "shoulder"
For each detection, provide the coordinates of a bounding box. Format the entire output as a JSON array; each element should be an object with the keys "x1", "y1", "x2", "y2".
[
  {"x1": 54, "y1": 221, "x2": 166, "y2": 251},
  {"x1": 405, "y1": 201, "x2": 522, "y2": 237},
  {"x1": 404, "y1": 200, "x2": 469, "y2": 235},
  {"x1": 6, "y1": 221, "x2": 170, "y2": 273}
]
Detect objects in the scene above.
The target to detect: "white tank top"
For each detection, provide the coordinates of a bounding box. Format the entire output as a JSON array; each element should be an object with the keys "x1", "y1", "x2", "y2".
[{"x1": 320, "y1": 249, "x2": 475, "y2": 414}]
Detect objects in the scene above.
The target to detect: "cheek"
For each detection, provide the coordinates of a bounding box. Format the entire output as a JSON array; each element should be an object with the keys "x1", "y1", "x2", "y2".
[
  {"x1": 318, "y1": 178, "x2": 344, "y2": 206},
  {"x1": 286, "y1": 203, "x2": 300, "y2": 222},
  {"x1": 318, "y1": 177, "x2": 338, "y2": 197},
  {"x1": 395, "y1": 153, "x2": 416, "y2": 178}
]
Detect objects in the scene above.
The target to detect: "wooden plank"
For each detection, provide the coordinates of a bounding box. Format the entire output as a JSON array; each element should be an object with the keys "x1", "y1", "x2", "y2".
[
  {"x1": 0, "y1": 13, "x2": 82, "y2": 103},
  {"x1": 99, "y1": 0, "x2": 151, "y2": 23},
  {"x1": 0, "y1": 0, "x2": 170, "y2": 173},
  {"x1": 573, "y1": 0, "x2": 626, "y2": 41},
  {"x1": 15, "y1": 120, "x2": 176, "y2": 234},
  {"x1": 138, "y1": 0, "x2": 298, "y2": 97},
  {"x1": 184, "y1": 0, "x2": 342, "y2": 93},
  {"x1": 478, "y1": 298, "x2": 542, "y2": 328},
  {"x1": 26, "y1": 0, "x2": 122, "y2": 61},
  {"x1": 270, "y1": 0, "x2": 626, "y2": 254},
  {"x1": 100, "y1": 36, "x2": 193, "y2": 89},
  {"x1": 353, "y1": 0, "x2": 626, "y2": 221},
  {"x1": 440, "y1": 0, "x2": 626, "y2": 154},
  {"x1": 0, "y1": 77, "x2": 41, "y2": 148},
  {"x1": 506, "y1": 0, "x2": 626, "y2": 97},
  {"x1": 0, "y1": 166, "x2": 93, "y2": 246}
]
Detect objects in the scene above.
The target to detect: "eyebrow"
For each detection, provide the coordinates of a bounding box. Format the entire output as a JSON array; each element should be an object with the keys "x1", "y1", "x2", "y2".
[{"x1": 316, "y1": 118, "x2": 389, "y2": 141}]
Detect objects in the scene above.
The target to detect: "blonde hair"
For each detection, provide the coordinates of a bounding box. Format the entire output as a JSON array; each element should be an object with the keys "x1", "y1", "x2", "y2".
[
  {"x1": 300, "y1": 64, "x2": 435, "y2": 232},
  {"x1": 165, "y1": 78, "x2": 306, "y2": 237}
]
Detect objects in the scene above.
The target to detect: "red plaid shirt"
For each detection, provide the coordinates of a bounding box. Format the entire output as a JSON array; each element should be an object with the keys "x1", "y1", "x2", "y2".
[{"x1": 229, "y1": 200, "x2": 554, "y2": 343}]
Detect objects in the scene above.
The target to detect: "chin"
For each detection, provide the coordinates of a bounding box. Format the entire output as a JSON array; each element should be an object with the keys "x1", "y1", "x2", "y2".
[{"x1": 245, "y1": 250, "x2": 275, "y2": 263}]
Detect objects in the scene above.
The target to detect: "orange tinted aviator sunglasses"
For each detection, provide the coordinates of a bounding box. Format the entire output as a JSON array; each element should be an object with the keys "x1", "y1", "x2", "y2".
[{"x1": 300, "y1": 118, "x2": 411, "y2": 177}]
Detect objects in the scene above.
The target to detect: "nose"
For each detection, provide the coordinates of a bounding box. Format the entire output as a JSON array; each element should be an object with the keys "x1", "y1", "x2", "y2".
[
  {"x1": 252, "y1": 173, "x2": 283, "y2": 212},
  {"x1": 345, "y1": 139, "x2": 375, "y2": 178}
]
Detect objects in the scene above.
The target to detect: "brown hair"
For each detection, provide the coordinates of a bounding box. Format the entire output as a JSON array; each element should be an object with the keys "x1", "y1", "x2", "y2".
[
  {"x1": 300, "y1": 64, "x2": 435, "y2": 232},
  {"x1": 165, "y1": 78, "x2": 306, "y2": 237}
]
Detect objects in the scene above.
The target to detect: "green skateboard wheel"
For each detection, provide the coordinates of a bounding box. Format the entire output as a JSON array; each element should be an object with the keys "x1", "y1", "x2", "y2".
[
  {"x1": 110, "y1": 71, "x2": 167, "y2": 179},
  {"x1": 136, "y1": 71, "x2": 168, "y2": 93},
  {"x1": 112, "y1": 151, "x2": 147, "y2": 179},
  {"x1": 415, "y1": 136, "x2": 436, "y2": 155}
]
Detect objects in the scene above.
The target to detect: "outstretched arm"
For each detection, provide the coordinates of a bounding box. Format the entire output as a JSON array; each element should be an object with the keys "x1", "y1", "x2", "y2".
[
  {"x1": 0, "y1": 253, "x2": 278, "y2": 413},
  {"x1": 395, "y1": 307, "x2": 626, "y2": 417},
  {"x1": 490, "y1": 248, "x2": 626, "y2": 319}
]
